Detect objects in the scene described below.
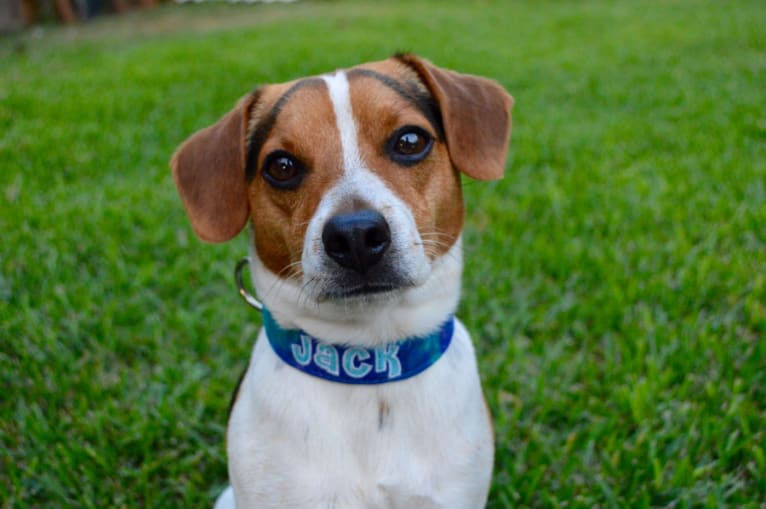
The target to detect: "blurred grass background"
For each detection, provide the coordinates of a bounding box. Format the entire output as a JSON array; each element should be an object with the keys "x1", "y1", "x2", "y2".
[{"x1": 1, "y1": 0, "x2": 765, "y2": 507}]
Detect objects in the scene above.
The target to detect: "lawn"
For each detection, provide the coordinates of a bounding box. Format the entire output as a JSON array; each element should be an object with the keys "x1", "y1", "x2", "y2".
[{"x1": 1, "y1": 0, "x2": 765, "y2": 507}]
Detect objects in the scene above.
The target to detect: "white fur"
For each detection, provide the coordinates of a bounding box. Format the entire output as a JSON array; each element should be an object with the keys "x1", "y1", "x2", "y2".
[
  {"x1": 322, "y1": 72, "x2": 363, "y2": 174},
  {"x1": 217, "y1": 71, "x2": 493, "y2": 509}
]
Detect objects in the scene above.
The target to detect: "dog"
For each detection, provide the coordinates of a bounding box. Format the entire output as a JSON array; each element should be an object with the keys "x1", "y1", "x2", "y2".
[{"x1": 171, "y1": 54, "x2": 513, "y2": 509}]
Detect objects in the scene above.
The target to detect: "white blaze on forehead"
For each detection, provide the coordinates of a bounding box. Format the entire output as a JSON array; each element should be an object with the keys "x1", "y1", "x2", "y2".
[{"x1": 321, "y1": 72, "x2": 363, "y2": 174}]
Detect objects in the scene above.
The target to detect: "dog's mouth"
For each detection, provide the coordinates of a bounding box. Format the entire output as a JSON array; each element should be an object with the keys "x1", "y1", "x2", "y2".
[
  {"x1": 319, "y1": 282, "x2": 404, "y2": 301},
  {"x1": 309, "y1": 265, "x2": 420, "y2": 302}
]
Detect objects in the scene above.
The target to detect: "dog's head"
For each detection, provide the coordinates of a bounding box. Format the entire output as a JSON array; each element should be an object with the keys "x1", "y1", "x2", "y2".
[{"x1": 172, "y1": 55, "x2": 512, "y2": 337}]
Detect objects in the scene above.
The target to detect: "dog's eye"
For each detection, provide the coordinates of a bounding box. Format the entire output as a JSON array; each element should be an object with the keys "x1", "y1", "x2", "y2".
[
  {"x1": 262, "y1": 151, "x2": 306, "y2": 189},
  {"x1": 387, "y1": 126, "x2": 434, "y2": 166},
  {"x1": 396, "y1": 132, "x2": 427, "y2": 155}
]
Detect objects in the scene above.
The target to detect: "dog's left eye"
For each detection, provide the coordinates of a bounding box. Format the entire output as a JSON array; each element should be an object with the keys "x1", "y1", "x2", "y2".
[
  {"x1": 262, "y1": 151, "x2": 306, "y2": 189},
  {"x1": 387, "y1": 126, "x2": 434, "y2": 166}
]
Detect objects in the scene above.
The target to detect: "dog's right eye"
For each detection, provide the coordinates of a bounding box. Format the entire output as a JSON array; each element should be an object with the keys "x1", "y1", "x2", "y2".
[{"x1": 262, "y1": 151, "x2": 306, "y2": 189}]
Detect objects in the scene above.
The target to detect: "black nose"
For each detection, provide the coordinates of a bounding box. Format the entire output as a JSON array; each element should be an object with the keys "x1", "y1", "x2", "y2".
[{"x1": 322, "y1": 210, "x2": 391, "y2": 274}]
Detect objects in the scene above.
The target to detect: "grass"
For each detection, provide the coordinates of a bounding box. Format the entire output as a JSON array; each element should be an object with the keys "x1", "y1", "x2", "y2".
[{"x1": 1, "y1": 0, "x2": 765, "y2": 507}]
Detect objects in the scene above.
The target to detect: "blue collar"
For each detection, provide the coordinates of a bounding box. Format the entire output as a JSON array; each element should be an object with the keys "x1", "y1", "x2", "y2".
[{"x1": 262, "y1": 308, "x2": 454, "y2": 385}]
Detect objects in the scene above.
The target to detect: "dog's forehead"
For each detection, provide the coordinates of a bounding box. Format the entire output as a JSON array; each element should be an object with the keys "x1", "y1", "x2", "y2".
[{"x1": 250, "y1": 58, "x2": 426, "y2": 124}]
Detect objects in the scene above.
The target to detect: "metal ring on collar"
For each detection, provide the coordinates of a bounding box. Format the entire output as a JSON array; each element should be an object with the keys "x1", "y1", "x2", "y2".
[{"x1": 235, "y1": 257, "x2": 263, "y2": 312}]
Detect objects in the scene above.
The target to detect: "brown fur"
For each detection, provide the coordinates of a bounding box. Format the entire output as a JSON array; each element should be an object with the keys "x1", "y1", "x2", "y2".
[
  {"x1": 397, "y1": 54, "x2": 514, "y2": 181},
  {"x1": 170, "y1": 93, "x2": 257, "y2": 243}
]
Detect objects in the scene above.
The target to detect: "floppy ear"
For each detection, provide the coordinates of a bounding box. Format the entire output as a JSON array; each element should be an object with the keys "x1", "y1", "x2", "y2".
[
  {"x1": 170, "y1": 93, "x2": 257, "y2": 243},
  {"x1": 398, "y1": 54, "x2": 513, "y2": 181}
]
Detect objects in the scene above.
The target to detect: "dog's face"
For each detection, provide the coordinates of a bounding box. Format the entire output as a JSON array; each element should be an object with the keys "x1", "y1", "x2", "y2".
[{"x1": 172, "y1": 55, "x2": 512, "y2": 307}]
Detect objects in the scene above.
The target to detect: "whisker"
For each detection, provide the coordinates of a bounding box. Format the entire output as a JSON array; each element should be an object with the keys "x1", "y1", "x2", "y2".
[{"x1": 263, "y1": 260, "x2": 303, "y2": 300}]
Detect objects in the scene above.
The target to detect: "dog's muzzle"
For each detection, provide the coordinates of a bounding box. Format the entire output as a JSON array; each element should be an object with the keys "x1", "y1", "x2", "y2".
[{"x1": 317, "y1": 209, "x2": 411, "y2": 299}]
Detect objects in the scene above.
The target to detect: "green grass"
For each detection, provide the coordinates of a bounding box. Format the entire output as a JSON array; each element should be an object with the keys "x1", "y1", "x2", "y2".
[{"x1": 1, "y1": 0, "x2": 765, "y2": 507}]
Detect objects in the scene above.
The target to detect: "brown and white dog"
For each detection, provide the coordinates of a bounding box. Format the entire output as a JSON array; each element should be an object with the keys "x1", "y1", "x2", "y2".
[{"x1": 171, "y1": 54, "x2": 513, "y2": 509}]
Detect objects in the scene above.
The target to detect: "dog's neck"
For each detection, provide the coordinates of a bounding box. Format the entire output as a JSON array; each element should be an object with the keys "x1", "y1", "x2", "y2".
[
  {"x1": 261, "y1": 306, "x2": 455, "y2": 384},
  {"x1": 250, "y1": 237, "x2": 463, "y2": 347}
]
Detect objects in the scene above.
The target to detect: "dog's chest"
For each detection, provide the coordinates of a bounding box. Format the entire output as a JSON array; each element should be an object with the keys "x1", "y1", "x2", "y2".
[{"x1": 227, "y1": 322, "x2": 492, "y2": 509}]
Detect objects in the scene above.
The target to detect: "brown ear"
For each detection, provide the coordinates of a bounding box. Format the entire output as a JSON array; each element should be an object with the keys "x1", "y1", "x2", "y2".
[
  {"x1": 170, "y1": 93, "x2": 257, "y2": 243},
  {"x1": 398, "y1": 54, "x2": 513, "y2": 180}
]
